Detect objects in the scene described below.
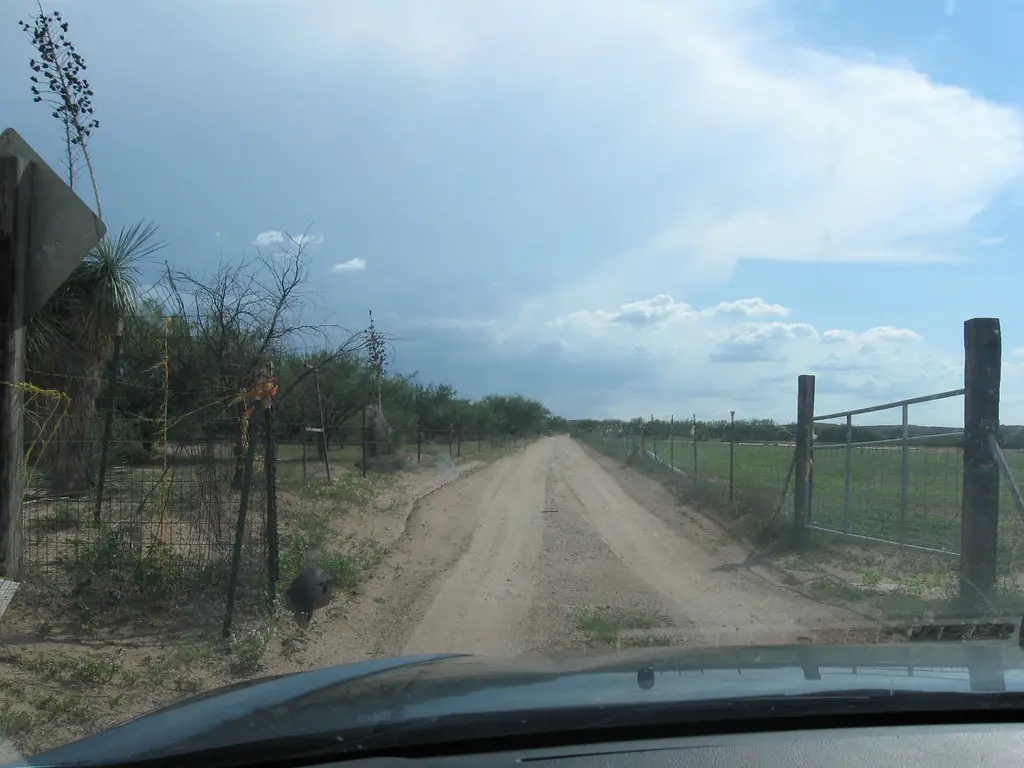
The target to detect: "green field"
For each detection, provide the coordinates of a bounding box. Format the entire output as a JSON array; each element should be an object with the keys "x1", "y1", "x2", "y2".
[{"x1": 585, "y1": 435, "x2": 1024, "y2": 558}]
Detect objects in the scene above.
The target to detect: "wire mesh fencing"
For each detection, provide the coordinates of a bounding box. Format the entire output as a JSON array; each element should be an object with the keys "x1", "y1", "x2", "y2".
[
  {"x1": 17, "y1": 368, "x2": 274, "y2": 624},
  {"x1": 15, "y1": 368, "x2": 529, "y2": 598},
  {"x1": 575, "y1": 417, "x2": 1024, "y2": 584},
  {"x1": 272, "y1": 421, "x2": 524, "y2": 486},
  {"x1": 578, "y1": 432, "x2": 792, "y2": 508},
  {"x1": 806, "y1": 443, "x2": 964, "y2": 555}
]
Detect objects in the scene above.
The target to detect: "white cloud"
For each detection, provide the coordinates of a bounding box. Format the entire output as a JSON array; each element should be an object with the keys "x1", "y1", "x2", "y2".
[
  {"x1": 331, "y1": 258, "x2": 367, "y2": 273},
  {"x1": 254, "y1": 231, "x2": 286, "y2": 248},
  {"x1": 253, "y1": 230, "x2": 324, "y2": 249},
  {"x1": 709, "y1": 321, "x2": 819, "y2": 363},
  {"x1": 553, "y1": 294, "x2": 791, "y2": 333},
  {"x1": 397, "y1": 297, "x2": 1024, "y2": 424},
  {"x1": 556, "y1": 294, "x2": 690, "y2": 330},
  {"x1": 703, "y1": 298, "x2": 791, "y2": 318},
  {"x1": 407, "y1": 291, "x2": 980, "y2": 422},
  {"x1": 287, "y1": 0, "x2": 1024, "y2": 308},
  {"x1": 860, "y1": 326, "x2": 924, "y2": 343},
  {"x1": 822, "y1": 326, "x2": 923, "y2": 345}
]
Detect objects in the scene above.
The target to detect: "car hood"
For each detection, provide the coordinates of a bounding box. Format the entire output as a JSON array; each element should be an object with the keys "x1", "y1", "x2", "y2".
[{"x1": 15, "y1": 631, "x2": 1024, "y2": 767}]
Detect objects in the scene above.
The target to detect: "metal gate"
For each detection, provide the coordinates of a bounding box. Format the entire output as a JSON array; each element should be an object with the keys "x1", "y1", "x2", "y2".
[{"x1": 810, "y1": 388, "x2": 965, "y2": 555}]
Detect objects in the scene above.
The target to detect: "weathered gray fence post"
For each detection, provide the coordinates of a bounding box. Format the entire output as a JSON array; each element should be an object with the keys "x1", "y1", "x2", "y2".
[
  {"x1": 361, "y1": 406, "x2": 368, "y2": 477},
  {"x1": 669, "y1": 415, "x2": 675, "y2": 488},
  {"x1": 793, "y1": 374, "x2": 815, "y2": 547},
  {"x1": 960, "y1": 317, "x2": 1001, "y2": 612},
  {"x1": 93, "y1": 317, "x2": 124, "y2": 523},
  {"x1": 223, "y1": 404, "x2": 260, "y2": 638},
  {"x1": 729, "y1": 410, "x2": 735, "y2": 504},
  {"x1": 263, "y1": 394, "x2": 279, "y2": 611},
  {"x1": 691, "y1": 413, "x2": 698, "y2": 480},
  {"x1": 0, "y1": 156, "x2": 29, "y2": 581}
]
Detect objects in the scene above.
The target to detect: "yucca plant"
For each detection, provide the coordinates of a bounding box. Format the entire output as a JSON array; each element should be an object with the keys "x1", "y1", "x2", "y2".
[{"x1": 26, "y1": 222, "x2": 163, "y2": 493}]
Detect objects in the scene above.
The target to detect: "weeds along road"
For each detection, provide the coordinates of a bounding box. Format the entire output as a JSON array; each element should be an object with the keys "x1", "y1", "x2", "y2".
[{"x1": 283, "y1": 435, "x2": 861, "y2": 671}]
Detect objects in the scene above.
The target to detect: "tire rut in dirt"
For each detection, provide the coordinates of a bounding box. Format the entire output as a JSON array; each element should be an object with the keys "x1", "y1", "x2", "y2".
[
  {"x1": 398, "y1": 441, "x2": 549, "y2": 656},
  {"x1": 285, "y1": 453, "x2": 527, "y2": 670},
  {"x1": 528, "y1": 456, "x2": 696, "y2": 652},
  {"x1": 553, "y1": 437, "x2": 854, "y2": 645}
]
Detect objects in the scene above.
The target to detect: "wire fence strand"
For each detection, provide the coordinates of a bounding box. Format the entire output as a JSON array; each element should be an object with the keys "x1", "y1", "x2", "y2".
[{"x1": 574, "y1": 418, "x2": 1024, "y2": 577}]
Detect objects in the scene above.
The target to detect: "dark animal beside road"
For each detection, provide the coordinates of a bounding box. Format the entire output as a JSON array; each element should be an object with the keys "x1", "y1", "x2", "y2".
[{"x1": 284, "y1": 567, "x2": 334, "y2": 627}]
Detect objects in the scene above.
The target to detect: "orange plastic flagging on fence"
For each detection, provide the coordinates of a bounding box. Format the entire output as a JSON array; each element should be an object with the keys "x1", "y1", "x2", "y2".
[{"x1": 237, "y1": 376, "x2": 279, "y2": 450}]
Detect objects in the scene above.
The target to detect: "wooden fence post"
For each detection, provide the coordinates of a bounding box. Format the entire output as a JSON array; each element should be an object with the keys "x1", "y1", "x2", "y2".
[
  {"x1": 0, "y1": 156, "x2": 30, "y2": 581},
  {"x1": 263, "y1": 397, "x2": 279, "y2": 610},
  {"x1": 361, "y1": 406, "x2": 368, "y2": 478},
  {"x1": 223, "y1": 402, "x2": 260, "y2": 637},
  {"x1": 93, "y1": 317, "x2": 123, "y2": 523},
  {"x1": 691, "y1": 414, "x2": 698, "y2": 480},
  {"x1": 669, "y1": 415, "x2": 675, "y2": 472},
  {"x1": 793, "y1": 374, "x2": 815, "y2": 548},
  {"x1": 960, "y1": 317, "x2": 1001, "y2": 612},
  {"x1": 729, "y1": 410, "x2": 736, "y2": 504}
]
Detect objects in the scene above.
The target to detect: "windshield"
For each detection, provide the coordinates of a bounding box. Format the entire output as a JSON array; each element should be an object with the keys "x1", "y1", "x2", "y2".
[{"x1": 2, "y1": 0, "x2": 1024, "y2": 761}]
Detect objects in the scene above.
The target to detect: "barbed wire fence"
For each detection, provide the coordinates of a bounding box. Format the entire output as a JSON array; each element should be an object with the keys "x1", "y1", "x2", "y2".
[{"x1": 574, "y1": 405, "x2": 1024, "y2": 583}]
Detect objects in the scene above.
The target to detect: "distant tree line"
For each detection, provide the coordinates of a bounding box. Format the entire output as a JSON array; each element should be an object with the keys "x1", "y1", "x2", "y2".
[{"x1": 23, "y1": 239, "x2": 563, "y2": 494}]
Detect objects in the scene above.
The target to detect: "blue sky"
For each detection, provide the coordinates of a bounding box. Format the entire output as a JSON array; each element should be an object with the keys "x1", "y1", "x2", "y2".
[{"x1": 3, "y1": 0, "x2": 1024, "y2": 425}]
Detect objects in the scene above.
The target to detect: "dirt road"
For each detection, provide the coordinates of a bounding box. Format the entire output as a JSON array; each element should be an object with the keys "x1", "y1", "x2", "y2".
[{"x1": 284, "y1": 436, "x2": 860, "y2": 670}]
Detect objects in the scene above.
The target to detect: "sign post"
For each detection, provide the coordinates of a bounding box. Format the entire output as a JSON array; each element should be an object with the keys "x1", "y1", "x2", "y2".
[{"x1": 0, "y1": 127, "x2": 105, "y2": 587}]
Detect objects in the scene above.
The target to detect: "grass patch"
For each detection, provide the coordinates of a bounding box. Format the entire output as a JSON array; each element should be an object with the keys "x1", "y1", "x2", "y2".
[
  {"x1": 804, "y1": 568, "x2": 1024, "y2": 622},
  {"x1": 618, "y1": 631, "x2": 684, "y2": 648},
  {"x1": 278, "y1": 471, "x2": 390, "y2": 616},
  {"x1": 228, "y1": 621, "x2": 276, "y2": 674},
  {"x1": 302, "y1": 472, "x2": 376, "y2": 507},
  {"x1": 33, "y1": 692, "x2": 96, "y2": 728},
  {"x1": 29, "y1": 500, "x2": 83, "y2": 535},
  {"x1": 53, "y1": 526, "x2": 234, "y2": 632},
  {"x1": 805, "y1": 573, "x2": 954, "y2": 622},
  {"x1": 23, "y1": 653, "x2": 121, "y2": 687},
  {"x1": 0, "y1": 706, "x2": 34, "y2": 740},
  {"x1": 571, "y1": 605, "x2": 665, "y2": 646}
]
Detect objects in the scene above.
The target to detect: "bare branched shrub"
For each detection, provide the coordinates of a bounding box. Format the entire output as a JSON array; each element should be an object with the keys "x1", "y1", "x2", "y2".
[{"x1": 159, "y1": 232, "x2": 342, "y2": 489}]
